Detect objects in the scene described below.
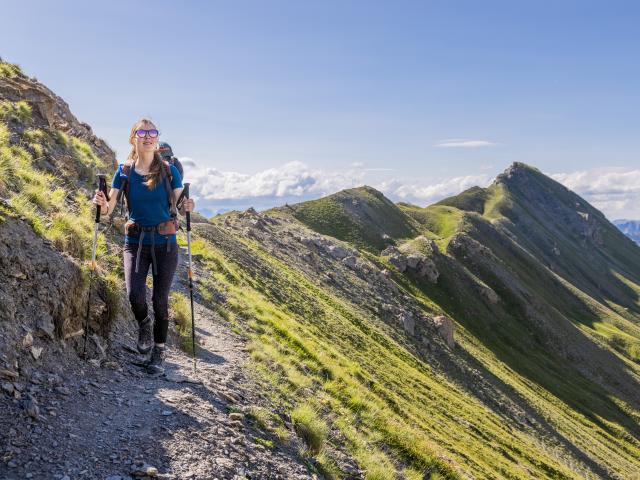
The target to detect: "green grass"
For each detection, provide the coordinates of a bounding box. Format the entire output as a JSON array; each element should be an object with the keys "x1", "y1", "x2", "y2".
[
  {"x1": 0, "y1": 61, "x2": 22, "y2": 78},
  {"x1": 0, "y1": 134, "x2": 18, "y2": 195},
  {"x1": 291, "y1": 403, "x2": 329, "y2": 454},
  {"x1": 0, "y1": 118, "x2": 119, "y2": 278},
  {"x1": 187, "y1": 225, "x2": 548, "y2": 478},
  {"x1": 0, "y1": 100, "x2": 32, "y2": 123},
  {"x1": 436, "y1": 185, "x2": 489, "y2": 214},
  {"x1": 169, "y1": 292, "x2": 193, "y2": 354},
  {"x1": 254, "y1": 437, "x2": 275, "y2": 450},
  {"x1": 0, "y1": 122, "x2": 8, "y2": 144},
  {"x1": 276, "y1": 185, "x2": 421, "y2": 252},
  {"x1": 5, "y1": 118, "x2": 637, "y2": 480},
  {"x1": 398, "y1": 203, "x2": 465, "y2": 251}
]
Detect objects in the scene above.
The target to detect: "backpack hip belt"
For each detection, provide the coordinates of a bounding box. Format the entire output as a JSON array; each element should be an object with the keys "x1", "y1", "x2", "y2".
[
  {"x1": 125, "y1": 219, "x2": 179, "y2": 276},
  {"x1": 125, "y1": 218, "x2": 179, "y2": 236}
]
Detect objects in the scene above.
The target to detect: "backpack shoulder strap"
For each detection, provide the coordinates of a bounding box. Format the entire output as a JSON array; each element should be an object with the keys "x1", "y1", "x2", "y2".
[
  {"x1": 116, "y1": 163, "x2": 133, "y2": 216},
  {"x1": 120, "y1": 161, "x2": 133, "y2": 213},
  {"x1": 161, "y1": 160, "x2": 178, "y2": 218}
]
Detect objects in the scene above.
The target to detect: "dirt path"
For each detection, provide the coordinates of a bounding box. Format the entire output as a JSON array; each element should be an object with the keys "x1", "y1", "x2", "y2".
[{"x1": 0, "y1": 246, "x2": 315, "y2": 480}]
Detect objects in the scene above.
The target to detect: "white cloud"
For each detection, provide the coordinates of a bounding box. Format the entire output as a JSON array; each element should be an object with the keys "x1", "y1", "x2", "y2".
[
  {"x1": 183, "y1": 160, "x2": 492, "y2": 216},
  {"x1": 186, "y1": 161, "x2": 365, "y2": 210},
  {"x1": 434, "y1": 139, "x2": 499, "y2": 148},
  {"x1": 379, "y1": 174, "x2": 493, "y2": 205},
  {"x1": 551, "y1": 168, "x2": 640, "y2": 219}
]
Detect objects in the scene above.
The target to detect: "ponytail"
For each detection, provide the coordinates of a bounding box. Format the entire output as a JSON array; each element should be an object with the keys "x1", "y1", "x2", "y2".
[{"x1": 142, "y1": 152, "x2": 165, "y2": 190}]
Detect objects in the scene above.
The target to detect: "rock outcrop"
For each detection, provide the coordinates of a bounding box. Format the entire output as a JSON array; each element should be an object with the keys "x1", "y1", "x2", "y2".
[
  {"x1": 381, "y1": 242, "x2": 440, "y2": 283},
  {"x1": 0, "y1": 70, "x2": 117, "y2": 169}
]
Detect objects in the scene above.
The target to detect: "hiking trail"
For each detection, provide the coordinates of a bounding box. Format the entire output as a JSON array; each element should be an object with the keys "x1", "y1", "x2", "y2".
[{"x1": 0, "y1": 245, "x2": 316, "y2": 480}]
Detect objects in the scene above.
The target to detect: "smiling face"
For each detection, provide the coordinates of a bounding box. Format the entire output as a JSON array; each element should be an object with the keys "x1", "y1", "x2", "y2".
[{"x1": 129, "y1": 120, "x2": 159, "y2": 158}]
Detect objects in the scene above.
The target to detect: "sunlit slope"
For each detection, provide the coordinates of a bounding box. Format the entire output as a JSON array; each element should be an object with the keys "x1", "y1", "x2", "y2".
[
  {"x1": 254, "y1": 163, "x2": 640, "y2": 478},
  {"x1": 275, "y1": 186, "x2": 422, "y2": 253},
  {"x1": 433, "y1": 163, "x2": 640, "y2": 373},
  {"x1": 184, "y1": 201, "x2": 640, "y2": 478}
]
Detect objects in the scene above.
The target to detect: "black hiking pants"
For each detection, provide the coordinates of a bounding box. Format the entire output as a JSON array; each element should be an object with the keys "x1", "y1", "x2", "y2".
[{"x1": 124, "y1": 242, "x2": 179, "y2": 344}]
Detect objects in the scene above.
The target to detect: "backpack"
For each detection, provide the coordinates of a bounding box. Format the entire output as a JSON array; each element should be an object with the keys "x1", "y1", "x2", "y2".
[
  {"x1": 115, "y1": 159, "x2": 178, "y2": 220},
  {"x1": 167, "y1": 156, "x2": 184, "y2": 180}
]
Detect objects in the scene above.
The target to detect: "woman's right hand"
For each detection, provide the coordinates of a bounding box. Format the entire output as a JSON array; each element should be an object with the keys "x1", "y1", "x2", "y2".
[{"x1": 92, "y1": 190, "x2": 107, "y2": 209}]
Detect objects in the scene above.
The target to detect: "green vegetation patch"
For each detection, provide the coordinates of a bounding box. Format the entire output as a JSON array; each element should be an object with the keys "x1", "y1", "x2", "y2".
[
  {"x1": 291, "y1": 403, "x2": 329, "y2": 454},
  {"x1": 169, "y1": 292, "x2": 193, "y2": 354},
  {"x1": 282, "y1": 186, "x2": 420, "y2": 252},
  {"x1": 0, "y1": 60, "x2": 22, "y2": 78}
]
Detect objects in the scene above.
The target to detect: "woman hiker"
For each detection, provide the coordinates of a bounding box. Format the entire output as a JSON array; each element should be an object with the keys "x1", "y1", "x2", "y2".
[{"x1": 92, "y1": 118, "x2": 195, "y2": 374}]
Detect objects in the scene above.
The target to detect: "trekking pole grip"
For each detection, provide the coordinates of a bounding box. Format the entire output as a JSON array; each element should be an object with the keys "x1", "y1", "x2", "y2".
[
  {"x1": 95, "y1": 175, "x2": 108, "y2": 223},
  {"x1": 183, "y1": 183, "x2": 191, "y2": 231}
]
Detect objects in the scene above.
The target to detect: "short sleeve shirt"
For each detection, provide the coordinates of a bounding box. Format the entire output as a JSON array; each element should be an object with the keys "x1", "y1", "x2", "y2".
[{"x1": 112, "y1": 164, "x2": 183, "y2": 245}]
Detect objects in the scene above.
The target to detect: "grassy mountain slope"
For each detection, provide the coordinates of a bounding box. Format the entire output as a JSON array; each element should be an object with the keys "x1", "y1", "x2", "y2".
[
  {"x1": 276, "y1": 185, "x2": 422, "y2": 252},
  {"x1": 434, "y1": 163, "x2": 640, "y2": 369},
  {"x1": 184, "y1": 214, "x2": 603, "y2": 479},
  {"x1": 265, "y1": 163, "x2": 640, "y2": 478}
]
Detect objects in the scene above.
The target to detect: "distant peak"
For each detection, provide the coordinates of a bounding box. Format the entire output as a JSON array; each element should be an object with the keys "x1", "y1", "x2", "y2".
[
  {"x1": 497, "y1": 162, "x2": 541, "y2": 181},
  {"x1": 325, "y1": 185, "x2": 388, "y2": 202}
]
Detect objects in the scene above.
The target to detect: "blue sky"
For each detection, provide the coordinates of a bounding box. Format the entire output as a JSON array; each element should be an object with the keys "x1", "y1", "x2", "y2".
[{"x1": 1, "y1": 1, "x2": 639, "y2": 217}]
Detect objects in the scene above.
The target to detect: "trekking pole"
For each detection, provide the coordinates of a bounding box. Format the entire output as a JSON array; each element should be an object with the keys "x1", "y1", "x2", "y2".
[
  {"x1": 183, "y1": 183, "x2": 197, "y2": 372},
  {"x1": 83, "y1": 175, "x2": 109, "y2": 357}
]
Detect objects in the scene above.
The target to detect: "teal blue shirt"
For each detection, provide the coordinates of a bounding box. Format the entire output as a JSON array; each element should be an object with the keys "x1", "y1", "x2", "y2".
[{"x1": 112, "y1": 164, "x2": 183, "y2": 245}]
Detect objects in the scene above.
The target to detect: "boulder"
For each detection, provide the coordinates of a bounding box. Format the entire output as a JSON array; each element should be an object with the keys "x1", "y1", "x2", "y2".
[
  {"x1": 381, "y1": 245, "x2": 400, "y2": 257},
  {"x1": 402, "y1": 313, "x2": 415, "y2": 336},
  {"x1": 36, "y1": 313, "x2": 55, "y2": 339},
  {"x1": 388, "y1": 254, "x2": 407, "y2": 272},
  {"x1": 342, "y1": 256, "x2": 357, "y2": 269},
  {"x1": 433, "y1": 315, "x2": 455, "y2": 348},
  {"x1": 417, "y1": 258, "x2": 439, "y2": 283},
  {"x1": 327, "y1": 244, "x2": 349, "y2": 260},
  {"x1": 239, "y1": 207, "x2": 259, "y2": 218},
  {"x1": 406, "y1": 254, "x2": 422, "y2": 269},
  {"x1": 479, "y1": 285, "x2": 499, "y2": 305}
]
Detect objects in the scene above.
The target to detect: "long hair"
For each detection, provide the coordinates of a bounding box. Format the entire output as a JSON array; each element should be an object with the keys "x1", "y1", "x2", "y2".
[{"x1": 127, "y1": 118, "x2": 165, "y2": 190}]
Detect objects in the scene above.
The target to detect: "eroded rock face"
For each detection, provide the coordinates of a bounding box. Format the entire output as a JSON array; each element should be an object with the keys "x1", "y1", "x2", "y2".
[
  {"x1": 388, "y1": 254, "x2": 407, "y2": 272},
  {"x1": 0, "y1": 216, "x2": 90, "y2": 359},
  {"x1": 478, "y1": 284, "x2": 499, "y2": 305},
  {"x1": 416, "y1": 257, "x2": 439, "y2": 283},
  {"x1": 0, "y1": 72, "x2": 117, "y2": 169},
  {"x1": 399, "y1": 312, "x2": 415, "y2": 336},
  {"x1": 448, "y1": 233, "x2": 491, "y2": 259},
  {"x1": 578, "y1": 211, "x2": 604, "y2": 246},
  {"x1": 382, "y1": 248, "x2": 439, "y2": 283}
]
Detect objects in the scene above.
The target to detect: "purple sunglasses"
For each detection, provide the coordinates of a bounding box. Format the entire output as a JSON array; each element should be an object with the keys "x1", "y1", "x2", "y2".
[{"x1": 135, "y1": 128, "x2": 159, "y2": 138}]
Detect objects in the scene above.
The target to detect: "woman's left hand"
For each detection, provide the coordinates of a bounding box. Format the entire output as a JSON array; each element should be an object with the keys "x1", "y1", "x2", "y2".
[{"x1": 182, "y1": 198, "x2": 195, "y2": 214}]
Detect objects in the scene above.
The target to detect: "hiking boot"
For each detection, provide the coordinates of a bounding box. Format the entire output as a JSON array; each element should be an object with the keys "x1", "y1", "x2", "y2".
[
  {"x1": 137, "y1": 316, "x2": 153, "y2": 354},
  {"x1": 146, "y1": 345, "x2": 166, "y2": 375}
]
